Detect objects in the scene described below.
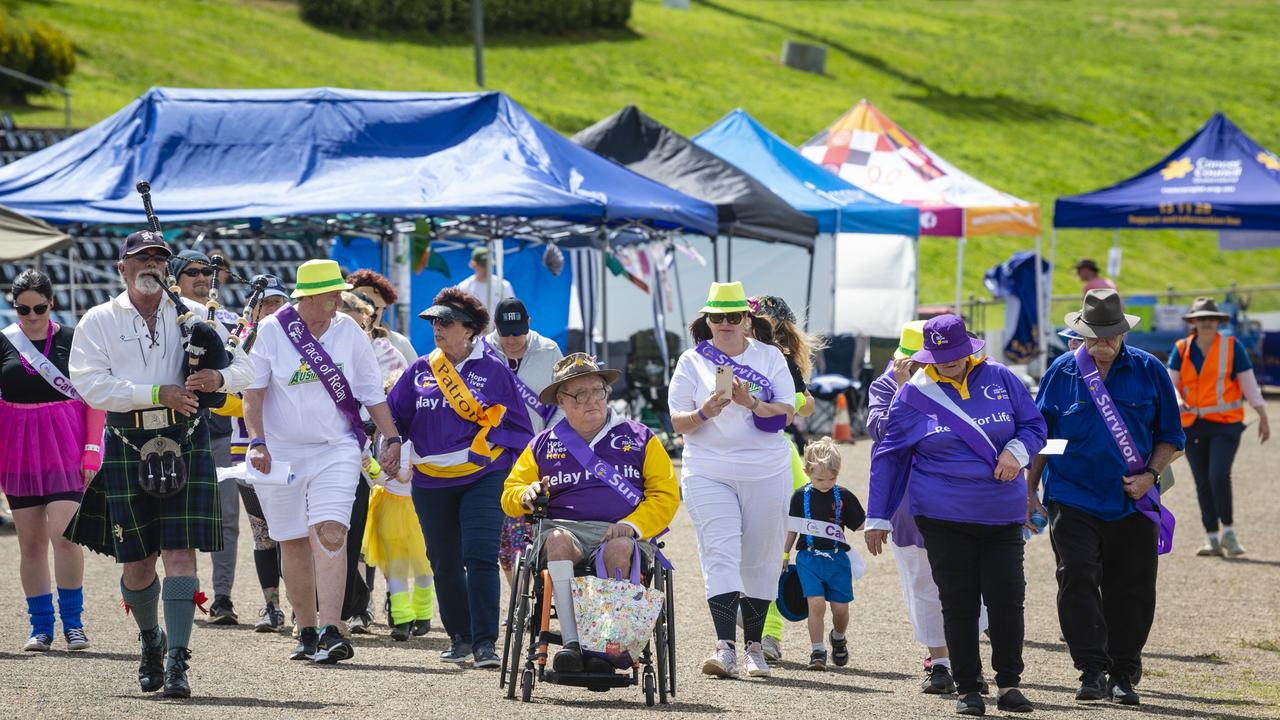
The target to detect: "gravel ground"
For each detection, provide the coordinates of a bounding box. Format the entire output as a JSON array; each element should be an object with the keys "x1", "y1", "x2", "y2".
[{"x1": 3, "y1": 400, "x2": 1279, "y2": 719}]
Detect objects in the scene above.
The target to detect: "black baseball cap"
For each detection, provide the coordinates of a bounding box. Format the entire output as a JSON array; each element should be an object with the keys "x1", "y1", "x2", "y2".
[
  {"x1": 119, "y1": 231, "x2": 173, "y2": 260},
  {"x1": 494, "y1": 298, "x2": 529, "y2": 336}
]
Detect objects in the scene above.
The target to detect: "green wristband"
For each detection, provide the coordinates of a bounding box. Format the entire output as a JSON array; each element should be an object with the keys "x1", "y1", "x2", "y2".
[{"x1": 152, "y1": 385, "x2": 160, "y2": 405}]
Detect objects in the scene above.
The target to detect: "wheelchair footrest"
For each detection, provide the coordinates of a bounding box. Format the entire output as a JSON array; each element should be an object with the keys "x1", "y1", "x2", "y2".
[{"x1": 544, "y1": 670, "x2": 633, "y2": 689}]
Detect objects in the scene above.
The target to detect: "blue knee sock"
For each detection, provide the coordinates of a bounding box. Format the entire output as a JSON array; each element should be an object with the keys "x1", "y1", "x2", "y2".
[
  {"x1": 120, "y1": 577, "x2": 161, "y2": 636},
  {"x1": 162, "y1": 576, "x2": 200, "y2": 651},
  {"x1": 57, "y1": 586, "x2": 84, "y2": 630},
  {"x1": 26, "y1": 593, "x2": 55, "y2": 638}
]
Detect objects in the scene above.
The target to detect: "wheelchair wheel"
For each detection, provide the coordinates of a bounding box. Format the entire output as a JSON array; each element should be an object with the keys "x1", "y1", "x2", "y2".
[
  {"x1": 521, "y1": 668, "x2": 534, "y2": 703},
  {"x1": 643, "y1": 667, "x2": 656, "y2": 707},
  {"x1": 500, "y1": 551, "x2": 522, "y2": 690},
  {"x1": 663, "y1": 565, "x2": 677, "y2": 697},
  {"x1": 505, "y1": 553, "x2": 531, "y2": 699},
  {"x1": 654, "y1": 608, "x2": 669, "y2": 705}
]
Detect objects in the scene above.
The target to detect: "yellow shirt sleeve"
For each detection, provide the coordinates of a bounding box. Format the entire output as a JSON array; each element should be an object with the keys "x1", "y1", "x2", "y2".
[
  {"x1": 621, "y1": 435, "x2": 680, "y2": 540},
  {"x1": 211, "y1": 393, "x2": 244, "y2": 417},
  {"x1": 501, "y1": 444, "x2": 542, "y2": 519}
]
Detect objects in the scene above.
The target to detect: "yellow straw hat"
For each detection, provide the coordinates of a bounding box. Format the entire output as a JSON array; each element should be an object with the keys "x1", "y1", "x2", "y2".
[
  {"x1": 699, "y1": 281, "x2": 751, "y2": 314},
  {"x1": 291, "y1": 259, "x2": 354, "y2": 299},
  {"x1": 894, "y1": 320, "x2": 927, "y2": 360}
]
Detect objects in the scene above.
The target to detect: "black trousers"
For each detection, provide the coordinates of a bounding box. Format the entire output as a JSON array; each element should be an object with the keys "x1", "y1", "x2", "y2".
[
  {"x1": 1048, "y1": 502, "x2": 1157, "y2": 678},
  {"x1": 916, "y1": 516, "x2": 1026, "y2": 693},
  {"x1": 1184, "y1": 419, "x2": 1244, "y2": 532},
  {"x1": 341, "y1": 478, "x2": 371, "y2": 620}
]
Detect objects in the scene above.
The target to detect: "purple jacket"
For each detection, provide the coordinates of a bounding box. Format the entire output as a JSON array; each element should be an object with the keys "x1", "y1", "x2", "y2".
[
  {"x1": 388, "y1": 344, "x2": 534, "y2": 488},
  {"x1": 869, "y1": 360, "x2": 1046, "y2": 527},
  {"x1": 866, "y1": 365, "x2": 925, "y2": 548}
]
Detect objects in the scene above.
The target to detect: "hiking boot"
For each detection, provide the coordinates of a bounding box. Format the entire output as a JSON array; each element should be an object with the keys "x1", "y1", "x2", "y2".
[
  {"x1": 997, "y1": 688, "x2": 1033, "y2": 713},
  {"x1": 955, "y1": 691, "x2": 985, "y2": 716},
  {"x1": 743, "y1": 641, "x2": 770, "y2": 677},
  {"x1": 553, "y1": 641, "x2": 585, "y2": 673},
  {"x1": 701, "y1": 640, "x2": 737, "y2": 678},
  {"x1": 923, "y1": 664, "x2": 957, "y2": 694},
  {"x1": 808, "y1": 649, "x2": 827, "y2": 671},
  {"x1": 1076, "y1": 669, "x2": 1107, "y2": 701},
  {"x1": 162, "y1": 648, "x2": 191, "y2": 699},
  {"x1": 412, "y1": 619, "x2": 432, "y2": 636},
  {"x1": 289, "y1": 626, "x2": 319, "y2": 661},
  {"x1": 208, "y1": 595, "x2": 238, "y2": 625},
  {"x1": 1108, "y1": 674, "x2": 1140, "y2": 705},
  {"x1": 312, "y1": 625, "x2": 354, "y2": 664},
  {"x1": 1221, "y1": 529, "x2": 1246, "y2": 557},
  {"x1": 390, "y1": 622, "x2": 412, "y2": 642},
  {"x1": 23, "y1": 633, "x2": 52, "y2": 652},
  {"x1": 440, "y1": 639, "x2": 473, "y2": 663},
  {"x1": 829, "y1": 630, "x2": 848, "y2": 667},
  {"x1": 138, "y1": 628, "x2": 167, "y2": 693},
  {"x1": 761, "y1": 635, "x2": 783, "y2": 663},
  {"x1": 473, "y1": 641, "x2": 501, "y2": 669},
  {"x1": 64, "y1": 626, "x2": 90, "y2": 651},
  {"x1": 255, "y1": 602, "x2": 285, "y2": 633},
  {"x1": 1197, "y1": 536, "x2": 1224, "y2": 557}
]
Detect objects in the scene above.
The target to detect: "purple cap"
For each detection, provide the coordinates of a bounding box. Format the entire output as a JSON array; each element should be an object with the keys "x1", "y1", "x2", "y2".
[
  {"x1": 119, "y1": 231, "x2": 172, "y2": 260},
  {"x1": 912, "y1": 314, "x2": 985, "y2": 364}
]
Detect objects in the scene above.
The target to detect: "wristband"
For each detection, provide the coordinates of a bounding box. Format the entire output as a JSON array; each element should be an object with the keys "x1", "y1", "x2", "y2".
[
  {"x1": 751, "y1": 396, "x2": 760, "y2": 411},
  {"x1": 248, "y1": 437, "x2": 267, "y2": 450},
  {"x1": 383, "y1": 436, "x2": 403, "y2": 446},
  {"x1": 151, "y1": 385, "x2": 160, "y2": 406},
  {"x1": 84, "y1": 444, "x2": 101, "y2": 453},
  {"x1": 696, "y1": 408, "x2": 708, "y2": 422}
]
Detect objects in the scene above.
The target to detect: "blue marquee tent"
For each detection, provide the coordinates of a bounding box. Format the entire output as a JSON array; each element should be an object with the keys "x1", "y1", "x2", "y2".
[
  {"x1": 693, "y1": 109, "x2": 919, "y2": 236},
  {"x1": 1055, "y1": 112, "x2": 1280, "y2": 231},
  {"x1": 0, "y1": 87, "x2": 718, "y2": 236}
]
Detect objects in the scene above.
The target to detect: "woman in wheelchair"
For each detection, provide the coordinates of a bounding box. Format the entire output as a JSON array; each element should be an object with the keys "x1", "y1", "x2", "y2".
[{"x1": 501, "y1": 353, "x2": 679, "y2": 675}]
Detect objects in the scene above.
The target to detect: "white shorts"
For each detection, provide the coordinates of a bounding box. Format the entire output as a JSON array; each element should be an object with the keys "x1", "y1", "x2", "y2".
[
  {"x1": 681, "y1": 469, "x2": 790, "y2": 600},
  {"x1": 894, "y1": 543, "x2": 988, "y2": 647},
  {"x1": 255, "y1": 440, "x2": 362, "y2": 542}
]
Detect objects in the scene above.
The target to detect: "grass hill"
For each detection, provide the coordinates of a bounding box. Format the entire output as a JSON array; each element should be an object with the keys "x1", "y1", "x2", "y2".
[{"x1": 8, "y1": 0, "x2": 1280, "y2": 313}]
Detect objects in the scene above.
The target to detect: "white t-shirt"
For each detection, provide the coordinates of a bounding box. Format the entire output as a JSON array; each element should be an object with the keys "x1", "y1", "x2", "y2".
[
  {"x1": 456, "y1": 274, "x2": 515, "y2": 319},
  {"x1": 249, "y1": 312, "x2": 386, "y2": 447},
  {"x1": 668, "y1": 338, "x2": 795, "y2": 480}
]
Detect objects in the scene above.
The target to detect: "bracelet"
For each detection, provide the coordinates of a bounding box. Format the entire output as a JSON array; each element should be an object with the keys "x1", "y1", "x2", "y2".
[
  {"x1": 1145, "y1": 467, "x2": 1160, "y2": 482},
  {"x1": 151, "y1": 385, "x2": 160, "y2": 405},
  {"x1": 751, "y1": 396, "x2": 761, "y2": 411},
  {"x1": 384, "y1": 436, "x2": 403, "y2": 446},
  {"x1": 696, "y1": 408, "x2": 708, "y2": 422},
  {"x1": 248, "y1": 437, "x2": 267, "y2": 450}
]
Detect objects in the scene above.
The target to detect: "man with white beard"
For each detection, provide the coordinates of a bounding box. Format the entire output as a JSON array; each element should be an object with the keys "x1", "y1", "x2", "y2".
[{"x1": 64, "y1": 231, "x2": 254, "y2": 699}]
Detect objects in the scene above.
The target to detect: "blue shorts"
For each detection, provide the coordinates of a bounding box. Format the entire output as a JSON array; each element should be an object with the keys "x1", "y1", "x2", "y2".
[{"x1": 795, "y1": 547, "x2": 854, "y2": 603}]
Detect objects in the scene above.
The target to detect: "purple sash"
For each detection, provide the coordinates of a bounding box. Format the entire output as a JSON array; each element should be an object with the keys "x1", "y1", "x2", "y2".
[
  {"x1": 276, "y1": 305, "x2": 367, "y2": 448},
  {"x1": 553, "y1": 418, "x2": 643, "y2": 509},
  {"x1": 480, "y1": 338, "x2": 556, "y2": 425},
  {"x1": 694, "y1": 341, "x2": 787, "y2": 433},
  {"x1": 1074, "y1": 344, "x2": 1176, "y2": 554},
  {"x1": 898, "y1": 371, "x2": 999, "y2": 470}
]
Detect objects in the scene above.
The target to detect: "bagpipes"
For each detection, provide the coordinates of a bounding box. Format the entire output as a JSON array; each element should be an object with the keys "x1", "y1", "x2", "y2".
[{"x1": 134, "y1": 181, "x2": 270, "y2": 409}]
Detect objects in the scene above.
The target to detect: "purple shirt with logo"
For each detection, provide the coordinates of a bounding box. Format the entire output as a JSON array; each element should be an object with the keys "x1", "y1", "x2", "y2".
[{"x1": 532, "y1": 417, "x2": 655, "y2": 524}]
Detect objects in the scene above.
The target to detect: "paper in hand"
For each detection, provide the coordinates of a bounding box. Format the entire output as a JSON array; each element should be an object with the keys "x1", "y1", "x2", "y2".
[{"x1": 244, "y1": 460, "x2": 294, "y2": 487}]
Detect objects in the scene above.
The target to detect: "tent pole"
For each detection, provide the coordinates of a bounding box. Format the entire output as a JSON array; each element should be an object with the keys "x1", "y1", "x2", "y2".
[
  {"x1": 1034, "y1": 233, "x2": 1045, "y2": 375},
  {"x1": 600, "y1": 248, "x2": 609, "y2": 369},
  {"x1": 727, "y1": 235, "x2": 734, "y2": 280},
  {"x1": 955, "y1": 235, "x2": 966, "y2": 318},
  {"x1": 69, "y1": 244, "x2": 78, "y2": 318},
  {"x1": 672, "y1": 239, "x2": 688, "y2": 334},
  {"x1": 713, "y1": 238, "x2": 720, "y2": 282},
  {"x1": 804, "y1": 245, "x2": 815, "y2": 331}
]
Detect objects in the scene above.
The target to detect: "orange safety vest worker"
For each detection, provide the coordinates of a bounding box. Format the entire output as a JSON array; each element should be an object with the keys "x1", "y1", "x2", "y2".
[{"x1": 1174, "y1": 332, "x2": 1245, "y2": 427}]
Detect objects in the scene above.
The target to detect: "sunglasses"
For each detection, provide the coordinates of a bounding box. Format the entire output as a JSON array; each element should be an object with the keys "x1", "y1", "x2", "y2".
[
  {"x1": 130, "y1": 252, "x2": 169, "y2": 263},
  {"x1": 15, "y1": 303, "x2": 50, "y2": 316},
  {"x1": 430, "y1": 318, "x2": 456, "y2": 329},
  {"x1": 181, "y1": 268, "x2": 216, "y2": 278},
  {"x1": 706, "y1": 312, "x2": 745, "y2": 325}
]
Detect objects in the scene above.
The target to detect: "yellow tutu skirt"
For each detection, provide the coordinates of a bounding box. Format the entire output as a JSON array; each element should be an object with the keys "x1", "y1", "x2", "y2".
[{"x1": 362, "y1": 486, "x2": 431, "y2": 579}]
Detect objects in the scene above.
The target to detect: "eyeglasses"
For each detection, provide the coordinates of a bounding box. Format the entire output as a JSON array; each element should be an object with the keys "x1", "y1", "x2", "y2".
[
  {"x1": 706, "y1": 312, "x2": 745, "y2": 325},
  {"x1": 15, "y1": 303, "x2": 50, "y2": 316},
  {"x1": 430, "y1": 318, "x2": 456, "y2": 329},
  {"x1": 559, "y1": 386, "x2": 609, "y2": 405},
  {"x1": 181, "y1": 268, "x2": 215, "y2": 278},
  {"x1": 1084, "y1": 335, "x2": 1123, "y2": 346},
  {"x1": 130, "y1": 252, "x2": 169, "y2": 263}
]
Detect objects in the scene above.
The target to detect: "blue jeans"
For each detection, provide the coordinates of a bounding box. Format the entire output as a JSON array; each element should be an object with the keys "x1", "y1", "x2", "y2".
[{"x1": 412, "y1": 472, "x2": 504, "y2": 647}]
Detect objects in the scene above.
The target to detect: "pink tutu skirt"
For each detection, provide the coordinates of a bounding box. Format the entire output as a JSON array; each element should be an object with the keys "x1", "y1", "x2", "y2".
[{"x1": 0, "y1": 398, "x2": 86, "y2": 498}]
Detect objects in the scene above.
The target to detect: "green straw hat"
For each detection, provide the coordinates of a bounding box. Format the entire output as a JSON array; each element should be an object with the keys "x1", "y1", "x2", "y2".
[
  {"x1": 699, "y1": 281, "x2": 751, "y2": 314},
  {"x1": 291, "y1": 259, "x2": 354, "y2": 298}
]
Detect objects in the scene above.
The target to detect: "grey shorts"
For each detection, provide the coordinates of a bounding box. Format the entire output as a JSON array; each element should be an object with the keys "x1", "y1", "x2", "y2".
[{"x1": 530, "y1": 519, "x2": 657, "y2": 569}]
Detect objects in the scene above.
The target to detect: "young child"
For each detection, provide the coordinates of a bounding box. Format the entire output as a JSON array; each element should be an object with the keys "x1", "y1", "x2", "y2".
[
  {"x1": 783, "y1": 437, "x2": 866, "y2": 671},
  {"x1": 361, "y1": 441, "x2": 435, "y2": 641}
]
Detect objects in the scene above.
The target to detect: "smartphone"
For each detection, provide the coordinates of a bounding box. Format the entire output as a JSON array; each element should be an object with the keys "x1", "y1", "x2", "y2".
[{"x1": 714, "y1": 365, "x2": 733, "y2": 398}]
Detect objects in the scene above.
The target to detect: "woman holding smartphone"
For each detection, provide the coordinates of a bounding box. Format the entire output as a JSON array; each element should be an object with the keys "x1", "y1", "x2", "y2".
[{"x1": 668, "y1": 281, "x2": 796, "y2": 679}]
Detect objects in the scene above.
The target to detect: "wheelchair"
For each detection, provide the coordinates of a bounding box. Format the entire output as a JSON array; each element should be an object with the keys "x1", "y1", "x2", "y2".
[{"x1": 500, "y1": 499, "x2": 677, "y2": 706}]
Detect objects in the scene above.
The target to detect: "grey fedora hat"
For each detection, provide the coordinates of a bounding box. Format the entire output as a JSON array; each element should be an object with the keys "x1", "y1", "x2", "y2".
[{"x1": 1064, "y1": 288, "x2": 1140, "y2": 339}]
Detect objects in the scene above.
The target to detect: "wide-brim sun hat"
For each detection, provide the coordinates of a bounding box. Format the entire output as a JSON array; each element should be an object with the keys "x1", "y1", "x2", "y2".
[
  {"x1": 538, "y1": 353, "x2": 622, "y2": 406},
  {"x1": 911, "y1": 314, "x2": 984, "y2": 365},
  {"x1": 1182, "y1": 296, "x2": 1230, "y2": 322},
  {"x1": 291, "y1": 259, "x2": 353, "y2": 298},
  {"x1": 699, "y1": 281, "x2": 751, "y2": 315},
  {"x1": 1058, "y1": 327, "x2": 1083, "y2": 340},
  {"x1": 894, "y1": 320, "x2": 927, "y2": 360},
  {"x1": 1064, "y1": 288, "x2": 1140, "y2": 339}
]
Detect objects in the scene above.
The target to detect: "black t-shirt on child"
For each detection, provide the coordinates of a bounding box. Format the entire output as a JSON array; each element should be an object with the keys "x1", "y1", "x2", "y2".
[{"x1": 789, "y1": 485, "x2": 866, "y2": 551}]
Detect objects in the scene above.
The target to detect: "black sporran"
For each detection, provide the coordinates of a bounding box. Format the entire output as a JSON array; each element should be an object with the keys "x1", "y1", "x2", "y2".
[{"x1": 137, "y1": 435, "x2": 187, "y2": 498}]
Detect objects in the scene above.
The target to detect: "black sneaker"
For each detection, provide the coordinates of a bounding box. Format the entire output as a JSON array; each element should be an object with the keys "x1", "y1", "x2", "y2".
[
  {"x1": 255, "y1": 602, "x2": 285, "y2": 633},
  {"x1": 808, "y1": 649, "x2": 827, "y2": 671},
  {"x1": 162, "y1": 648, "x2": 191, "y2": 699},
  {"x1": 412, "y1": 619, "x2": 432, "y2": 636},
  {"x1": 1108, "y1": 674, "x2": 1140, "y2": 706},
  {"x1": 390, "y1": 622, "x2": 412, "y2": 642},
  {"x1": 208, "y1": 595, "x2": 238, "y2": 625},
  {"x1": 347, "y1": 611, "x2": 372, "y2": 635},
  {"x1": 64, "y1": 626, "x2": 91, "y2": 651},
  {"x1": 289, "y1": 627, "x2": 319, "y2": 661},
  {"x1": 312, "y1": 625, "x2": 354, "y2": 664},
  {"x1": 923, "y1": 664, "x2": 957, "y2": 694},
  {"x1": 553, "y1": 642, "x2": 585, "y2": 673},
  {"x1": 979, "y1": 674, "x2": 991, "y2": 695},
  {"x1": 440, "y1": 639, "x2": 473, "y2": 664},
  {"x1": 996, "y1": 688, "x2": 1033, "y2": 713},
  {"x1": 473, "y1": 641, "x2": 501, "y2": 669},
  {"x1": 955, "y1": 691, "x2": 986, "y2": 716},
  {"x1": 1076, "y1": 669, "x2": 1107, "y2": 701},
  {"x1": 138, "y1": 628, "x2": 167, "y2": 693},
  {"x1": 829, "y1": 630, "x2": 848, "y2": 667}
]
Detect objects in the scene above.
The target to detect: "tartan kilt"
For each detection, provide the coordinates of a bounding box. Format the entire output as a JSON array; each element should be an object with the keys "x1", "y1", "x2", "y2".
[{"x1": 65, "y1": 415, "x2": 221, "y2": 563}]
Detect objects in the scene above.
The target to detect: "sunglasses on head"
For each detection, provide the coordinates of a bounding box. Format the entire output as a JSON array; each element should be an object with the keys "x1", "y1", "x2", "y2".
[
  {"x1": 181, "y1": 267, "x2": 215, "y2": 278},
  {"x1": 15, "y1": 303, "x2": 50, "y2": 316},
  {"x1": 706, "y1": 312, "x2": 745, "y2": 325}
]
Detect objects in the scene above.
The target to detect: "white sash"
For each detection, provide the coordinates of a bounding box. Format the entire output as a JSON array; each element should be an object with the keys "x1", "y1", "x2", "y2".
[
  {"x1": 906, "y1": 369, "x2": 997, "y2": 455},
  {"x1": 787, "y1": 516, "x2": 847, "y2": 544},
  {"x1": 1, "y1": 323, "x2": 81, "y2": 401}
]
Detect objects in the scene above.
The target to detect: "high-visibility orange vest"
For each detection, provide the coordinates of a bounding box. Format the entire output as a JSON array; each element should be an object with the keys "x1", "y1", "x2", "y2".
[{"x1": 1175, "y1": 332, "x2": 1244, "y2": 427}]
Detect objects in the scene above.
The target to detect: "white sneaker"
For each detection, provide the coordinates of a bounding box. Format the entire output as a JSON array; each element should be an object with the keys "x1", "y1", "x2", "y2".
[
  {"x1": 701, "y1": 640, "x2": 737, "y2": 678},
  {"x1": 761, "y1": 635, "x2": 783, "y2": 663},
  {"x1": 743, "y1": 641, "x2": 771, "y2": 677}
]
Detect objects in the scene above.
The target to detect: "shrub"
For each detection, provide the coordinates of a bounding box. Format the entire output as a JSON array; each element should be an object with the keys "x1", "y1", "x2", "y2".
[
  {"x1": 299, "y1": 0, "x2": 632, "y2": 35},
  {"x1": 0, "y1": 14, "x2": 76, "y2": 103}
]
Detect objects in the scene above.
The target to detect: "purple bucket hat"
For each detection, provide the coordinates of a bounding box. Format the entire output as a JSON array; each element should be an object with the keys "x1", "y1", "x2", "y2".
[{"x1": 912, "y1": 314, "x2": 984, "y2": 364}]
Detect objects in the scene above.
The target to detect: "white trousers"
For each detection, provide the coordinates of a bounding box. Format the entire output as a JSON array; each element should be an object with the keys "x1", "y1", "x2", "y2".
[
  {"x1": 682, "y1": 469, "x2": 790, "y2": 600},
  {"x1": 894, "y1": 543, "x2": 988, "y2": 648},
  {"x1": 255, "y1": 440, "x2": 361, "y2": 542}
]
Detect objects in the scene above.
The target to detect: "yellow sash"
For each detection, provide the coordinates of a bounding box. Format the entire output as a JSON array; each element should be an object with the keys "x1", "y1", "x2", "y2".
[{"x1": 415, "y1": 349, "x2": 508, "y2": 478}]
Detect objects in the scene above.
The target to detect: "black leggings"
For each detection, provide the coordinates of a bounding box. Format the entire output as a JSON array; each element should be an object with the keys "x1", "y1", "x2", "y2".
[
  {"x1": 237, "y1": 482, "x2": 281, "y2": 590},
  {"x1": 1184, "y1": 419, "x2": 1244, "y2": 532}
]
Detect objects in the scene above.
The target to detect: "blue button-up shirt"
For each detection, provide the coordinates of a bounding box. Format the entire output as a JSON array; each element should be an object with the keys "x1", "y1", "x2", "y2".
[{"x1": 1036, "y1": 344, "x2": 1186, "y2": 521}]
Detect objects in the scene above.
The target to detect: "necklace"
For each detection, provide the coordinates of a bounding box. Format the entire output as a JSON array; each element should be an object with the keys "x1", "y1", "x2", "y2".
[{"x1": 18, "y1": 322, "x2": 58, "y2": 376}]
